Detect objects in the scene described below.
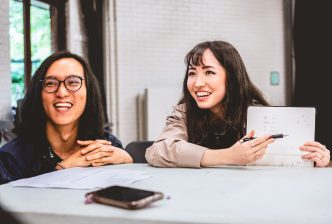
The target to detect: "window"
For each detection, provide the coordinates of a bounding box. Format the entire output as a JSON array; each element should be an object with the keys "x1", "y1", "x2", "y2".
[
  {"x1": 9, "y1": 0, "x2": 66, "y2": 107},
  {"x1": 9, "y1": 0, "x2": 25, "y2": 106}
]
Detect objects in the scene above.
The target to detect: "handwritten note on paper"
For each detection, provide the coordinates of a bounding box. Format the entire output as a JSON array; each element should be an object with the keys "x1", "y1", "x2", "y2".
[
  {"x1": 246, "y1": 106, "x2": 316, "y2": 167},
  {"x1": 10, "y1": 167, "x2": 150, "y2": 189}
]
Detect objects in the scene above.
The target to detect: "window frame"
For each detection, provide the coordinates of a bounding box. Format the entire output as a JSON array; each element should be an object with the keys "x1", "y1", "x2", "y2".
[{"x1": 22, "y1": 0, "x2": 67, "y2": 90}]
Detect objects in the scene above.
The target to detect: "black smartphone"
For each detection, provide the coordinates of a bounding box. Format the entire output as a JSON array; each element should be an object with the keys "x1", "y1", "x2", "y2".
[{"x1": 85, "y1": 185, "x2": 164, "y2": 210}]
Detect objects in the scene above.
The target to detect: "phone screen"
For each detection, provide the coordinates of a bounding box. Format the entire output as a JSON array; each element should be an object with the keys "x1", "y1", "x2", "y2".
[{"x1": 96, "y1": 186, "x2": 156, "y2": 202}]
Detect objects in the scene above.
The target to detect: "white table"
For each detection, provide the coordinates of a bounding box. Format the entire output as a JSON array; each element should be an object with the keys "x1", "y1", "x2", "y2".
[{"x1": 1, "y1": 164, "x2": 332, "y2": 224}]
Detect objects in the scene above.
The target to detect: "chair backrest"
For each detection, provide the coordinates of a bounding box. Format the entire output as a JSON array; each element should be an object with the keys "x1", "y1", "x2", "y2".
[
  {"x1": 0, "y1": 120, "x2": 15, "y2": 147},
  {"x1": 124, "y1": 141, "x2": 154, "y2": 163}
]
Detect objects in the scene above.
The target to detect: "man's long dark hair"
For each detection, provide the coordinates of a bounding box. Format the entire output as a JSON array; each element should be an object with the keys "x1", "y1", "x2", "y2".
[
  {"x1": 180, "y1": 41, "x2": 268, "y2": 148},
  {"x1": 18, "y1": 51, "x2": 105, "y2": 144}
]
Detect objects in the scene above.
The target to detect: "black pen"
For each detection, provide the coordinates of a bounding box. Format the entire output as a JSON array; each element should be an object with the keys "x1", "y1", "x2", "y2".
[{"x1": 240, "y1": 134, "x2": 288, "y2": 143}]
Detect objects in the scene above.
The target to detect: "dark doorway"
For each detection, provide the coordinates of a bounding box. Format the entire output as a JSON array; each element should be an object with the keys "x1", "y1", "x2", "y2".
[{"x1": 293, "y1": 0, "x2": 332, "y2": 149}]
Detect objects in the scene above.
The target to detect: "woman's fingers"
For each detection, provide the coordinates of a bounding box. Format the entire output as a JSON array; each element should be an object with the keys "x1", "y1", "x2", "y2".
[
  {"x1": 302, "y1": 141, "x2": 325, "y2": 149},
  {"x1": 232, "y1": 133, "x2": 274, "y2": 164},
  {"x1": 302, "y1": 152, "x2": 322, "y2": 160},
  {"x1": 300, "y1": 144, "x2": 329, "y2": 155},
  {"x1": 303, "y1": 154, "x2": 324, "y2": 167},
  {"x1": 246, "y1": 130, "x2": 255, "y2": 138},
  {"x1": 250, "y1": 137, "x2": 274, "y2": 153},
  {"x1": 300, "y1": 145, "x2": 328, "y2": 159},
  {"x1": 302, "y1": 150, "x2": 330, "y2": 167},
  {"x1": 300, "y1": 142, "x2": 330, "y2": 166},
  {"x1": 238, "y1": 130, "x2": 255, "y2": 143},
  {"x1": 250, "y1": 135, "x2": 272, "y2": 146},
  {"x1": 300, "y1": 145, "x2": 320, "y2": 152},
  {"x1": 256, "y1": 146, "x2": 267, "y2": 157},
  {"x1": 247, "y1": 136, "x2": 273, "y2": 162},
  {"x1": 246, "y1": 148, "x2": 265, "y2": 163}
]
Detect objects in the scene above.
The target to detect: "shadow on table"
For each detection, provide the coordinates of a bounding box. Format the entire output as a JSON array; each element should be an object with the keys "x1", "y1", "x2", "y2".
[{"x1": 0, "y1": 203, "x2": 23, "y2": 224}]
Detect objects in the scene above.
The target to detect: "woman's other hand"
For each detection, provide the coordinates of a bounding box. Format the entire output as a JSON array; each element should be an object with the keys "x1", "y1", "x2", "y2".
[
  {"x1": 300, "y1": 141, "x2": 330, "y2": 167},
  {"x1": 78, "y1": 139, "x2": 133, "y2": 166}
]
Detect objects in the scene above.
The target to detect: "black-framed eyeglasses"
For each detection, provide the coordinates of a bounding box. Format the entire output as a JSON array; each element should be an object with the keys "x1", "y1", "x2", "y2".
[{"x1": 40, "y1": 75, "x2": 85, "y2": 93}]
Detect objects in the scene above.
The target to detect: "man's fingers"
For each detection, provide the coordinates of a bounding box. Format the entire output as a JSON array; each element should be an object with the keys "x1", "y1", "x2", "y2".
[
  {"x1": 90, "y1": 156, "x2": 115, "y2": 164},
  {"x1": 86, "y1": 151, "x2": 112, "y2": 161},
  {"x1": 80, "y1": 142, "x2": 104, "y2": 154},
  {"x1": 85, "y1": 146, "x2": 114, "y2": 155},
  {"x1": 77, "y1": 140, "x2": 95, "y2": 145},
  {"x1": 77, "y1": 139, "x2": 112, "y2": 146},
  {"x1": 91, "y1": 162, "x2": 105, "y2": 167},
  {"x1": 95, "y1": 139, "x2": 112, "y2": 145}
]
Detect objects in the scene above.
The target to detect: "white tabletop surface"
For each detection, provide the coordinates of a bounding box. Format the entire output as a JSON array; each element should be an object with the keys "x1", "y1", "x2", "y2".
[{"x1": 1, "y1": 164, "x2": 332, "y2": 224}]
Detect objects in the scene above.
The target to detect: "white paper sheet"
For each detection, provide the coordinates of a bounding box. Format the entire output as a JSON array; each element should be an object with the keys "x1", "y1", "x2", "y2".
[
  {"x1": 11, "y1": 166, "x2": 150, "y2": 189},
  {"x1": 246, "y1": 106, "x2": 316, "y2": 167}
]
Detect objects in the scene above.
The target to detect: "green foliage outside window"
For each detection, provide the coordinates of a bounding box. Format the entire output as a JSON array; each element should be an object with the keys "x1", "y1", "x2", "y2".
[{"x1": 9, "y1": 0, "x2": 51, "y2": 106}]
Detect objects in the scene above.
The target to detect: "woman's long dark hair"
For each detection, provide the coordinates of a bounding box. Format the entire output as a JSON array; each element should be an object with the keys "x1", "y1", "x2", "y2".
[
  {"x1": 18, "y1": 51, "x2": 105, "y2": 144},
  {"x1": 180, "y1": 41, "x2": 268, "y2": 148}
]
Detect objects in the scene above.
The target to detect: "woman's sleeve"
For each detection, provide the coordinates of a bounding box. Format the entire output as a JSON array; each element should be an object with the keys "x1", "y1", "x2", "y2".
[{"x1": 145, "y1": 105, "x2": 208, "y2": 168}]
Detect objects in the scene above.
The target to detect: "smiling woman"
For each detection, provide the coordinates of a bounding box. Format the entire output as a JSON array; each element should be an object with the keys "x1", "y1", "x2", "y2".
[
  {"x1": 0, "y1": 52, "x2": 133, "y2": 184},
  {"x1": 145, "y1": 40, "x2": 330, "y2": 168},
  {"x1": 186, "y1": 49, "x2": 227, "y2": 115}
]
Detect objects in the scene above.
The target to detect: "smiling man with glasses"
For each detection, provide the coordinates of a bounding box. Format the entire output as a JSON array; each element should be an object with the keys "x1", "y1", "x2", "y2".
[{"x1": 0, "y1": 52, "x2": 133, "y2": 184}]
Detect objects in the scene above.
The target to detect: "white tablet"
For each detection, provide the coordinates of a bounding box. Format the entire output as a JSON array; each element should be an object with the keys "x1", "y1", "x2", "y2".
[{"x1": 246, "y1": 106, "x2": 316, "y2": 167}]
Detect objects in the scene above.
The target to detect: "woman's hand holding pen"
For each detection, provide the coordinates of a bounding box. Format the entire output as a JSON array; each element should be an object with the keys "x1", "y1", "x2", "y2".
[
  {"x1": 201, "y1": 130, "x2": 275, "y2": 167},
  {"x1": 227, "y1": 130, "x2": 275, "y2": 165},
  {"x1": 300, "y1": 141, "x2": 330, "y2": 167}
]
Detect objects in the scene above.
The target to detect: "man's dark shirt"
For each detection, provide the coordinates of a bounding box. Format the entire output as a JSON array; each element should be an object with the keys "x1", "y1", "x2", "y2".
[{"x1": 0, "y1": 131, "x2": 123, "y2": 184}]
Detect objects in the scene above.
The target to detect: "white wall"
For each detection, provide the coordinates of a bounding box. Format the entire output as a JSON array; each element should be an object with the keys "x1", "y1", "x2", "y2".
[
  {"x1": 0, "y1": 0, "x2": 291, "y2": 145},
  {"x1": 106, "y1": 0, "x2": 290, "y2": 145},
  {"x1": 66, "y1": 0, "x2": 88, "y2": 59},
  {"x1": 0, "y1": 0, "x2": 12, "y2": 120}
]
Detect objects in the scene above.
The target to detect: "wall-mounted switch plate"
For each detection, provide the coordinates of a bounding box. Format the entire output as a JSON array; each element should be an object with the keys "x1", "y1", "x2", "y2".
[{"x1": 270, "y1": 71, "x2": 279, "y2": 86}]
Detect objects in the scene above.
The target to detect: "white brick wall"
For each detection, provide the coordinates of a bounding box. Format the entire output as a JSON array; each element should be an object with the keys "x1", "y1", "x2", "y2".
[
  {"x1": 0, "y1": 0, "x2": 291, "y2": 145},
  {"x1": 0, "y1": 0, "x2": 12, "y2": 120},
  {"x1": 66, "y1": 0, "x2": 88, "y2": 59},
  {"x1": 106, "y1": 0, "x2": 290, "y2": 145}
]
